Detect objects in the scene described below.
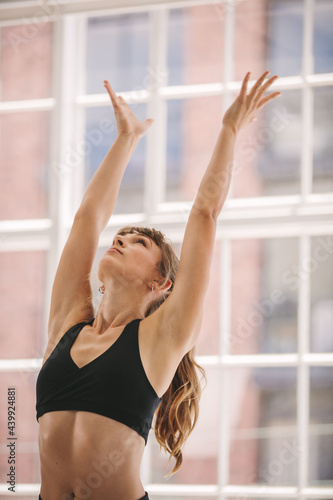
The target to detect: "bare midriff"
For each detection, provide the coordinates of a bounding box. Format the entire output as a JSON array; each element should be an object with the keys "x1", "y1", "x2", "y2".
[{"x1": 38, "y1": 410, "x2": 146, "y2": 500}]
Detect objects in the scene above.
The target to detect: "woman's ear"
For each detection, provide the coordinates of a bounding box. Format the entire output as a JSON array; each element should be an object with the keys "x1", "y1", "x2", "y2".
[{"x1": 158, "y1": 278, "x2": 173, "y2": 293}]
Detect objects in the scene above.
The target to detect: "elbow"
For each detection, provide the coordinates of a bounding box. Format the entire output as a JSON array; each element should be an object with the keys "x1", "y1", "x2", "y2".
[
  {"x1": 210, "y1": 199, "x2": 227, "y2": 220},
  {"x1": 201, "y1": 207, "x2": 222, "y2": 222},
  {"x1": 211, "y1": 206, "x2": 223, "y2": 221},
  {"x1": 74, "y1": 207, "x2": 104, "y2": 234},
  {"x1": 191, "y1": 206, "x2": 220, "y2": 222},
  {"x1": 75, "y1": 202, "x2": 92, "y2": 220},
  {"x1": 191, "y1": 199, "x2": 224, "y2": 221}
]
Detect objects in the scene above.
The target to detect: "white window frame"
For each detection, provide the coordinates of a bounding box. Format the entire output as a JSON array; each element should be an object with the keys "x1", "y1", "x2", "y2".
[{"x1": 0, "y1": 0, "x2": 333, "y2": 497}]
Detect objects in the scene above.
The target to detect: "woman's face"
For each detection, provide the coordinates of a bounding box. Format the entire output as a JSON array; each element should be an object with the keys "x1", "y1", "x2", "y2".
[{"x1": 98, "y1": 232, "x2": 162, "y2": 290}]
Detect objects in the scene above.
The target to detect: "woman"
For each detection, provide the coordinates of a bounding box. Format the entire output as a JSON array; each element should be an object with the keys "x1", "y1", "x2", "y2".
[{"x1": 35, "y1": 70, "x2": 280, "y2": 500}]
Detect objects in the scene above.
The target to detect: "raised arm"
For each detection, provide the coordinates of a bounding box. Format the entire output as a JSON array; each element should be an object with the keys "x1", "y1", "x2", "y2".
[
  {"x1": 78, "y1": 81, "x2": 154, "y2": 231},
  {"x1": 192, "y1": 70, "x2": 280, "y2": 218},
  {"x1": 151, "y1": 71, "x2": 281, "y2": 354},
  {"x1": 48, "y1": 82, "x2": 154, "y2": 338}
]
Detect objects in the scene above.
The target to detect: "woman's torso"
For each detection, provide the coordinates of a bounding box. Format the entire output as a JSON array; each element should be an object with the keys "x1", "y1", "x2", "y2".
[
  {"x1": 38, "y1": 315, "x2": 179, "y2": 500},
  {"x1": 38, "y1": 411, "x2": 146, "y2": 499}
]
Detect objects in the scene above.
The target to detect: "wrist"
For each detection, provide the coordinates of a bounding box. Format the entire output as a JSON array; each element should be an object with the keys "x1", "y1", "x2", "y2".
[
  {"x1": 117, "y1": 131, "x2": 140, "y2": 141},
  {"x1": 221, "y1": 123, "x2": 238, "y2": 136}
]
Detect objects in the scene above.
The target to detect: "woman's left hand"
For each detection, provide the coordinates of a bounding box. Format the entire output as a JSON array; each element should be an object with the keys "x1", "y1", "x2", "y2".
[
  {"x1": 104, "y1": 80, "x2": 154, "y2": 138},
  {"x1": 222, "y1": 71, "x2": 281, "y2": 134}
]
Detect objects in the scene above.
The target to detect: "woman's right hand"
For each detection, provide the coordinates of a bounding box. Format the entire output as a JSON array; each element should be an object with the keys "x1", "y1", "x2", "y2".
[
  {"x1": 104, "y1": 80, "x2": 154, "y2": 139},
  {"x1": 222, "y1": 71, "x2": 281, "y2": 134}
]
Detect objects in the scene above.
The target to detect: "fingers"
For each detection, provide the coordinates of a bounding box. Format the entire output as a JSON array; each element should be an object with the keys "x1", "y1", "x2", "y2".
[
  {"x1": 239, "y1": 72, "x2": 251, "y2": 99},
  {"x1": 104, "y1": 80, "x2": 120, "y2": 107},
  {"x1": 248, "y1": 70, "x2": 271, "y2": 99},
  {"x1": 256, "y1": 91, "x2": 281, "y2": 110},
  {"x1": 142, "y1": 118, "x2": 155, "y2": 133},
  {"x1": 241, "y1": 71, "x2": 280, "y2": 109},
  {"x1": 260, "y1": 74, "x2": 278, "y2": 92},
  {"x1": 253, "y1": 74, "x2": 279, "y2": 107}
]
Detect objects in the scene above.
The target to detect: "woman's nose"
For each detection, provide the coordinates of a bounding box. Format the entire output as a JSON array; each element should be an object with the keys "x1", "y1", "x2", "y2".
[{"x1": 113, "y1": 235, "x2": 124, "y2": 246}]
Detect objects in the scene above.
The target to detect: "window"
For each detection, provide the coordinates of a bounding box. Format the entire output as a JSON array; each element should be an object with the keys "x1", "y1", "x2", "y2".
[{"x1": 0, "y1": 0, "x2": 332, "y2": 497}]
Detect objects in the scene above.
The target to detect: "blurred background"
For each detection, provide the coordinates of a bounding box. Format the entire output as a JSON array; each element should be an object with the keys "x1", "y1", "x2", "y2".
[{"x1": 0, "y1": 0, "x2": 332, "y2": 498}]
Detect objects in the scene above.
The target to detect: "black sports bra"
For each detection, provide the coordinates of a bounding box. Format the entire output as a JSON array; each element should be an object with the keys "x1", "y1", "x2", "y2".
[{"x1": 35, "y1": 318, "x2": 162, "y2": 445}]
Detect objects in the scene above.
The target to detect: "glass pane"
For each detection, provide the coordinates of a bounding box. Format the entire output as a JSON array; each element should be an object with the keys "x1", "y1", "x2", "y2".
[
  {"x1": 0, "y1": 371, "x2": 40, "y2": 483},
  {"x1": 0, "y1": 23, "x2": 53, "y2": 101},
  {"x1": 233, "y1": 90, "x2": 301, "y2": 198},
  {"x1": 234, "y1": 0, "x2": 267, "y2": 80},
  {"x1": 313, "y1": 86, "x2": 333, "y2": 194},
  {"x1": 0, "y1": 251, "x2": 47, "y2": 359},
  {"x1": 151, "y1": 365, "x2": 219, "y2": 484},
  {"x1": 234, "y1": 0, "x2": 303, "y2": 81},
  {"x1": 314, "y1": 0, "x2": 333, "y2": 74},
  {"x1": 86, "y1": 13, "x2": 150, "y2": 94},
  {"x1": 84, "y1": 105, "x2": 147, "y2": 214},
  {"x1": 310, "y1": 235, "x2": 333, "y2": 353},
  {"x1": 228, "y1": 366, "x2": 298, "y2": 485},
  {"x1": 165, "y1": 96, "x2": 222, "y2": 203},
  {"x1": 230, "y1": 238, "x2": 298, "y2": 355},
  {"x1": 0, "y1": 111, "x2": 51, "y2": 220},
  {"x1": 167, "y1": 5, "x2": 225, "y2": 86},
  {"x1": 309, "y1": 367, "x2": 333, "y2": 485}
]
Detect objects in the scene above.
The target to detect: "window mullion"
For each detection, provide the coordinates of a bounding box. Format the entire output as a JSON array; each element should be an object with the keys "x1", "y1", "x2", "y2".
[
  {"x1": 146, "y1": 9, "x2": 169, "y2": 218},
  {"x1": 300, "y1": 85, "x2": 314, "y2": 200},
  {"x1": 223, "y1": 0, "x2": 235, "y2": 204},
  {"x1": 71, "y1": 15, "x2": 88, "y2": 219},
  {"x1": 303, "y1": 0, "x2": 314, "y2": 77},
  {"x1": 301, "y1": 0, "x2": 315, "y2": 200},
  {"x1": 298, "y1": 235, "x2": 311, "y2": 495},
  {"x1": 218, "y1": 238, "x2": 232, "y2": 499}
]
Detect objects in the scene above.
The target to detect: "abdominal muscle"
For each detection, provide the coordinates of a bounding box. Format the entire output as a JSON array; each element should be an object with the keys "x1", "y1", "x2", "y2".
[{"x1": 38, "y1": 410, "x2": 146, "y2": 500}]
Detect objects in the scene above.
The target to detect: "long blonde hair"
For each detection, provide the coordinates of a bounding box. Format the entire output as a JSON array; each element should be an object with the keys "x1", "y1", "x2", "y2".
[{"x1": 115, "y1": 226, "x2": 207, "y2": 477}]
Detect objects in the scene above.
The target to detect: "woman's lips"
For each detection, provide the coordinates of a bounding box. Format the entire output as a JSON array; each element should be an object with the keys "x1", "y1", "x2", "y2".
[{"x1": 107, "y1": 248, "x2": 121, "y2": 254}]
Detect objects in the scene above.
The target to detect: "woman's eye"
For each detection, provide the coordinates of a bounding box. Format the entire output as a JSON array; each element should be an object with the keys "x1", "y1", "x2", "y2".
[{"x1": 137, "y1": 239, "x2": 146, "y2": 246}]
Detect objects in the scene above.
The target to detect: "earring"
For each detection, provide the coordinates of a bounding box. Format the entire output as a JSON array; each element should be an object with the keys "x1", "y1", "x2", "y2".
[
  {"x1": 99, "y1": 286, "x2": 104, "y2": 294},
  {"x1": 151, "y1": 285, "x2": 153, "y2": 292}
]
